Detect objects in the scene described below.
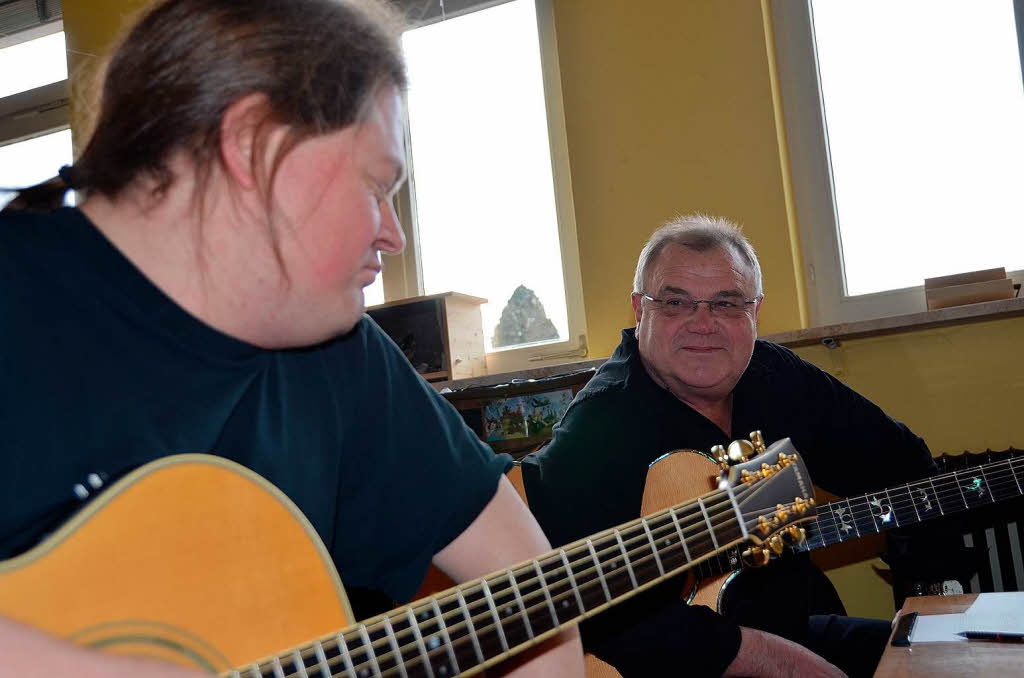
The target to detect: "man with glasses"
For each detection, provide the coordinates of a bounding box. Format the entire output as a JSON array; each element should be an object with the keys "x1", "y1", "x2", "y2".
[{"x1": 522, "y1": 214, "x2": 951, "y2": 677}]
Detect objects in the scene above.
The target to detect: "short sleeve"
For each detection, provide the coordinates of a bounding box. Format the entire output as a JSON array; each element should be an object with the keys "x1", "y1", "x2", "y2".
[{"x1": 328, "y1": 318, "x2": 512, "y2": 603}]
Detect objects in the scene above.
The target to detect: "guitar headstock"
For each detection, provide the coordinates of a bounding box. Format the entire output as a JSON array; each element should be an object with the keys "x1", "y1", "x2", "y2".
[{"x1": 714, "y1": 433, "x2": 816, "y2": 566}]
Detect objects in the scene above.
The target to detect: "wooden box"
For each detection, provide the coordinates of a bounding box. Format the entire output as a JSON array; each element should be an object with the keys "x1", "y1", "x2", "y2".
[
  {"x1": 924, "y1": 268, "x2": 1015, "y2": 310},
  {"x1": 367, "y1": 292, "x2": 487, "y2": 382}
]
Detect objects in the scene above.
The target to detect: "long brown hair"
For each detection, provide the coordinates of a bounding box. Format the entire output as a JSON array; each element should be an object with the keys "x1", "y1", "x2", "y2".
[{"x1": 3, "y1": 0, "x2": 406, "y2": 213}]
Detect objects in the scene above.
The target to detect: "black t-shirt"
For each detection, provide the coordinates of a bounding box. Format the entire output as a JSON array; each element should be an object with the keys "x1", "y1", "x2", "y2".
[
  {"x1": 0, "y1": 207, "x2": 510, "y2": 605},
  {"x1": 523, "y1": 328, "x2": 937, "y2": 676}
]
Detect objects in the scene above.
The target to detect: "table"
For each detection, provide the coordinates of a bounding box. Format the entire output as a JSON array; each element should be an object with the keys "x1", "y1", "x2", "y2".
[{"x1": 874, "y1": 593, "x2": 1024, "y2": 677}]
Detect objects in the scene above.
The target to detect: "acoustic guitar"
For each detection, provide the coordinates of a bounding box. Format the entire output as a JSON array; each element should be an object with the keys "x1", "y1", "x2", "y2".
[
  {"x1": 642, "y1": 447, "x2": 1024, "y2": 614},
  {"x1": 0, "y1": 437, "x2": 814, "y2": 677}
]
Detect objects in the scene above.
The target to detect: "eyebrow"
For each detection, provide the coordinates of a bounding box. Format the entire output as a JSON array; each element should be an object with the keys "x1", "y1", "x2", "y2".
[{"x1": 661, "y1": 285, "x2": 745, "y2": 299}]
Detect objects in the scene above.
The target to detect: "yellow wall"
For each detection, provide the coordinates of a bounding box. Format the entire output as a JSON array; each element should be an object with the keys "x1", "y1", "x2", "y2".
[
  {"x1": 63, "y1": 0, "x2": 150, "y2": 145},
  {"x1": 63, "y1": 0, "x2": 1024, "y2": 621},
  {"x1": 551, "y1": 0, "x2": 804, "y2": 358}
]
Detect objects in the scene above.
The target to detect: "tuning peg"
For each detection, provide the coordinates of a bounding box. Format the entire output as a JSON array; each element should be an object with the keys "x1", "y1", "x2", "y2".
[
  {"x1": 727, "y1": 439, "x2": 754, "y2": 463},
  {"x1": 741, "y1": 546, "x2": 771, "y2": 567},
  {"x1": 774, "y1": 503, "x2": 790, "y2": 523},
  {"x1": 767, "y1": 534, "x2": 785, "y2": 555},
  {"x1": 778, "y1": 453, "x2": 798, "y2": 468},
  {"x1": 712, "y1": 444, "x2": 729, "y2": 470},
  {"x1": 749, "y1": 430, "x2": 766, "y2": 453},
  {"x1": 793, "y1": 497, "x2": 812, "y2": 515},
  {"x1": 782, "y1": 525, "x2": 806, "y2": 546}
]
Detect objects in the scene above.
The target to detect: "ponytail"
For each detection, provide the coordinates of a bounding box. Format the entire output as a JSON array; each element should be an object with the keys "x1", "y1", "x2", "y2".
[{"x1": 1, "y1": 165, "x2": 78, "y2": 215}]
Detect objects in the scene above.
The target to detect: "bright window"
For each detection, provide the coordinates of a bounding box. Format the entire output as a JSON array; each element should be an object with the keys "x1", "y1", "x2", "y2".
[
  {"x1": 399, "y1": 0, "x2": 580, "y2": 356},
  {"x1": 0, "y1": 30, "x2": 67, "y2": 98},
  {"x1": 0, "y1": 25, "x2": 70, "y2": 209},
  {"x1": 0, "y1": 128, "x2": 72, "y2": 192},
  {"x1": 811, "y1": 0, "x2": 1024, "y2": 297}
]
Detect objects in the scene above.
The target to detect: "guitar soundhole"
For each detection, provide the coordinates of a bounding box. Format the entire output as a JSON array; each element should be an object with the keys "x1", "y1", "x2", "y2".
[{"x1": 69, "y1": 620, "x2": 230, "y2": 672}]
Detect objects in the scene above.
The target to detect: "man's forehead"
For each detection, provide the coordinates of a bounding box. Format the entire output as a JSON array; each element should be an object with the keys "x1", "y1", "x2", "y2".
[{"x1": 649, "y1": 244, "x2": 755, "y2": 291}]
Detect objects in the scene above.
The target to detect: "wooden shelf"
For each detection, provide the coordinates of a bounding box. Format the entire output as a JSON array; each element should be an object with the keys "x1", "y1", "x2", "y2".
[{"x1": 367, "y1": 292, "x2": 488, "y2": 381}]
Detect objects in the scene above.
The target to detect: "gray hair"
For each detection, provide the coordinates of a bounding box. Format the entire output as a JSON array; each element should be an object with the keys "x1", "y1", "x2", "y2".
[{"x1": 632, "y1": 213, "x2": 763, "y2": 296}]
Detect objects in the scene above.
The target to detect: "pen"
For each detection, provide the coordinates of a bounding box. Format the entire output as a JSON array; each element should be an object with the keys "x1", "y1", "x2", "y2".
[{"x1": 957, "y1": 631, "x2": 1024, "y2": 642}]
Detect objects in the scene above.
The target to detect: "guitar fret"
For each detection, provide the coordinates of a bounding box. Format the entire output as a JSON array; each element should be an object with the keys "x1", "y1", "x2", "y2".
[
  {"x1": 697, "y1": 497, "x2": 718, "y2": 550},
  {"x1": 1012, "y1": 458, "x2": 1023, "y2": 495},
  {"x1": 978, "y1": 466, "x2": 996, "y2": 503},
  {"x1": 641, "y1": 518, "x2": 665, "y2": 576},
  {"x1": 405, "y1": 608, "x2": 435, "y2": 678},
  {"x1": 506, "y1": 569, "x2": 535, "y2": 640},
  {"x1": 724, "y1": 485, "x2": 749, "y2": 540},
  {"x1": 532, "y1": 559, "x2": 560, "y2": 628},
  {"x1": 358, "y1": 625, "x2": 383, "y2": 678},
  {"x1": 586, "y1": 539, "x2": 612, "y2": 602},
  {"x1": 455, "y1": 588, "x2": 486, "y2": 665},
  {"x1": 952, "y1": 470, "x2": 970, "y2": 509},
  {"x1": 613, "y1": 530, "x2": 639, "y2": 589},
  {"x1": 479, "y1": 579, "x2": 510, "y2": 653},
  {"x1": 335, "y1": 632, "x2": 359, "y2": 678},
  {"x1": 927, "y1": 477, "x2": 945, "y2": 515},
  {"x1": 882, "y1": 489, "x2": 900, "y2": 527},
  {"x1": 271, "y1": 657, "x2": 286, "y2": 678},
  {"x1": 905, "y1": 483, "x2": 922, "y2": 523},
  {"x1": 292, "y1": 649, "x2": 310, "y2": 678},
  {"x1": 668, "y1": 507, "x2": 692, "y2": 563},
  {"x1": 843, "y1": 498, "x2": 861, "y2": 538},
  {"x1": 313, "y1": 641, "x2": 332, "y2": 678},
  {"x1": 428, "y1": 599, "x2": 460, "y2": 676},
  {"x1": 558, "y1": 549, "x2": 588, "y2": 613},
  {"x1": 381, "y1": 616, "x2": 407, "y2": 678}
]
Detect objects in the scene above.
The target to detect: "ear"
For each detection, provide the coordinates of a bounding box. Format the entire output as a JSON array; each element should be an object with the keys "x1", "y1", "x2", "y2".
[
  {"x1": 218, "y1": 93, "x2": 277, "y2": 190},
  {"x1": 631, "y1": 292, "x2": 644, "y2": 326}
]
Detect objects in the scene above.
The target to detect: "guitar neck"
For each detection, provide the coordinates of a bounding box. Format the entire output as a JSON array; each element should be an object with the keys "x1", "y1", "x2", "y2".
[
  {"x1": 227, "y1": 485, "x2": 752, "y2": 678},
  {"x1": 799, "y1": 455, "x2": 1024, "y2": 552}
]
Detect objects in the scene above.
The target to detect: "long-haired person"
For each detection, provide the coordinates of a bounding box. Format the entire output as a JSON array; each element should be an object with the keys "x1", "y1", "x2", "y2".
[{"x1": 0, "y1": 1, "x2": 583, "y2": 675}]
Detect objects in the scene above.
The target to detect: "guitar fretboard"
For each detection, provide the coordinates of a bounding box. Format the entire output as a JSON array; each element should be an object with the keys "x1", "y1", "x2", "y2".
[
  {"x1": 800, "y1": 455, "x2": 1024, "y2": 551},
  {"x1": 224, "y1": 482, "x2": 764, "y2": 678}
]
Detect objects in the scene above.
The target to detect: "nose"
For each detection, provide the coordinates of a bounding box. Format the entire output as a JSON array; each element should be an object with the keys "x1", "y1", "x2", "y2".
[
  {"x1": 377, "y1": 197, "x2": 406, "y2": 254},
  {"x1": 684, "y1": 303, "x2": 717, "y2": 332}
]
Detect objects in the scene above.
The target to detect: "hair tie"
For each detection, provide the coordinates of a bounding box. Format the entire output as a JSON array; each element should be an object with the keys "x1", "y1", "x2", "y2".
[{"x1": 58, "y1": 164, "x2": 79, "y2": 189}]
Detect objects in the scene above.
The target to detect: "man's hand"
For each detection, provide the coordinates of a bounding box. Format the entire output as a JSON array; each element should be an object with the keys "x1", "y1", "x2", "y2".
[{"x1": 724, "y1": 626, "x2": 847, "y2": 678}]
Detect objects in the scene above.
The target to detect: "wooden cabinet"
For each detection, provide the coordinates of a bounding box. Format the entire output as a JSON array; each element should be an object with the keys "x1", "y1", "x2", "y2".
[{"x1": 366, "y1": 292, "x2": 487, "y2": 382}]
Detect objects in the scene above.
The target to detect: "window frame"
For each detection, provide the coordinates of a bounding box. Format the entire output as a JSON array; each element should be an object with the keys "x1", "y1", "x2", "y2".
[
  {"x1": 383, "y1": 0, "x2": 587, "y2": 374},
  {"x1": 772, "y1": 1, "x2": 1024, "y2": 326},
  {"x1": 0, "y1": 21, "x2": 69, "y2": 155}
]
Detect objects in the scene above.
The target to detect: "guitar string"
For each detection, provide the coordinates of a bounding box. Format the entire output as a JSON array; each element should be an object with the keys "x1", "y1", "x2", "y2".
[
  {"x1": 806, "y1": 458, "x2": 1023, "y2": 541},
  {"x1": 265, "y1": 500, "x2": 747, "y2": 678},
  {"x1": 267, "y1": 483, "x2": 776, "y2": 678},
  {"x1": 322, "y1": 498, "x2": 760, "y2": 678},
  {"x1": 808, "y1": 461, "x2": 1021, "y2": 540},
  {"x1": 251, "y1": 457, "x2": 1023, "y2": 677},
  {"x1": 686, "y1": 458, "x2": 1024, "y2": 580},
  {"x1": 271, "y1": 490, "x2": 755, "y2": 678}
]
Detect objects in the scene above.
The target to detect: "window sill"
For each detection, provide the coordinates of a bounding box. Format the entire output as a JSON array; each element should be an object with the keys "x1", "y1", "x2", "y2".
[
  {"x1": 762, "y1": 296, "x2": 1024, "y2": 348},
  {"x1": 433, "y1": 297, "x2": 1024, "y2": 392}
]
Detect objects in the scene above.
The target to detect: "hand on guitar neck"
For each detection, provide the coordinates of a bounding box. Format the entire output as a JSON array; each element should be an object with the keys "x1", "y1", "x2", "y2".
[{"x1": 725, "y1": 627, "x2": 847, "y2": 678}]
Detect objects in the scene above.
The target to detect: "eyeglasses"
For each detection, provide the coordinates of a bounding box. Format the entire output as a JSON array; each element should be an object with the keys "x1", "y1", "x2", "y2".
[{"x1": 640, "y1": 293, "x2": 760, "y2": 319}]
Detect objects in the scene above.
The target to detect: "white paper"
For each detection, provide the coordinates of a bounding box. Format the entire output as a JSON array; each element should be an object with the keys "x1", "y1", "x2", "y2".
[
  {"x1": 963, "y1": 592, "x2": 1024, "y2": 634},
  {"x1": 909, "y1": 613, "x2": 968, "y2": 643},
  {"x1": 907, "y1": 592, "x2": 1024, "y2": 643}
]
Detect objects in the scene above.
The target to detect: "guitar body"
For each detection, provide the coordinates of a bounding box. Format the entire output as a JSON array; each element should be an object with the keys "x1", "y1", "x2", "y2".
[
  {"x1": 0, "y1": 454, "x2": 352, "y2": 673},
  {"x1": 641, "y1": 450, "x2": 733, "y2": 612}
]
